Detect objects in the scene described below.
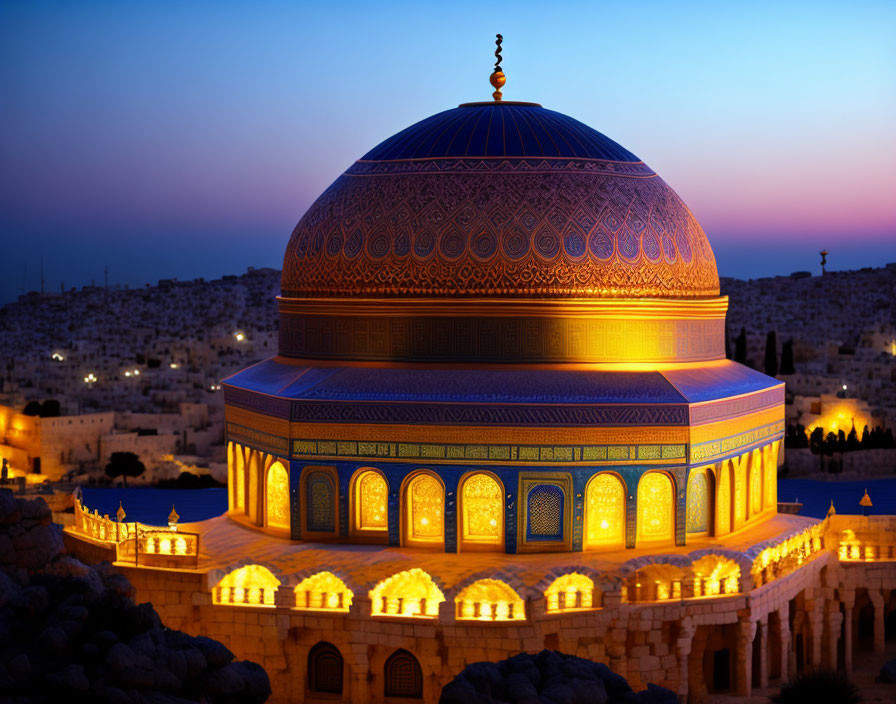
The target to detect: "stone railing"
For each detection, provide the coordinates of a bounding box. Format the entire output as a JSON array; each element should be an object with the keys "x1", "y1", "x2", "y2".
[{"x1": 70, "y1": 498, "x2": 199, "y2": 568}]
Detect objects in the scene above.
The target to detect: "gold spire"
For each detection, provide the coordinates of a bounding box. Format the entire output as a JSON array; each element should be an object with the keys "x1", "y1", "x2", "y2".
[
  {"x1": 860, "y1": 489, "x2": 872, "y2": 507},
  {"x1": 826, "y1": 500, "x2": 836, "y2": 518},
  {"x1": 168, "y1": 504, "x2": 180, "y2": 527},
  {"x1": 489, "y1": 33, "x2": 505, "y2": 101},
  {"x1": 116, "y1": 501, "x2": 126, "y2": 522}
]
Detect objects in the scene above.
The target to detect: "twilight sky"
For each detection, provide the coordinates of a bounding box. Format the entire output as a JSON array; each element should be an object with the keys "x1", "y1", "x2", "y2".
[{"x1": 1, "y1": 0, "x2": 895, "y2": 303}]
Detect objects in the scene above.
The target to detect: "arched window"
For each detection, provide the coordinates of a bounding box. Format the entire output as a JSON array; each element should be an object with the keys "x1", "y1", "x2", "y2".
[
  {"x1": 749, "y1": 449, "x2": 763, "y2": 516},
  {"x1": 305, "y1": 469, "x2": 336, "y2": 534},
  {"x1": 384, "y1": 649, "x2": 423, "y2": 699},
  {"x1": 212, "y1": 564, "x2": 279, "y2": 606},
  {"x1": 686, "y1": 468, "x2": 713, "y2": 535},
  {"x1": 733, "y1": 454, "x2": 747, "y2": 527},
  {"x1": 526, "y1": 484, "x2": 564, "y2": 541},
  {"x1": 763, "y1": 444, "x2": 777, "y2": 508},
  {"x1": 246, "y1": 451, "x2": 261, "y2": 524},
  {"x1": 369, "y1": 568, "x2": 444, "y2": 618},
  {"x1": 584, "y1": 473, "x2": 625, "y2": 548},
  {"x1": 636, "y1": 472, "x2": 674, "y2": 544},
  {"x1": 265, "y1": 461, "x2": 290, "y2": 530},
  {"x1": 231, "y1": 444, "x2": 246, "y2": 512},
  {"x1": 308, "y1": 642, "x2": 343, "y2": 694},
  {"x1": 716, "y1": 460, "x2": 731, "y2": 535},
  {"x1": 454, "y1": 579, "x2": 525, "y2": 621},
  {"x1": 404, "y1": 472, "x2": 444, "y2": 547},
  {"x1": 352, "y1": 469, "x2": 388, "y2": 534},
  {"x1": 459, "y1": 473, "x2": 503, "y2": 550},
  {"x1": 544, "y1": 573, "x2": 596, "y2": 612}
]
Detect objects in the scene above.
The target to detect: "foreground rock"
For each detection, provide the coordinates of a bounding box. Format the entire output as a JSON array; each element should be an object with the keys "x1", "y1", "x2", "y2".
[
  {"x1": 0, "y1": 489, "x2": 271, "y2": 704},
  {"x1": 440, "y1": 649, "x2": 677, "y2": 704}
]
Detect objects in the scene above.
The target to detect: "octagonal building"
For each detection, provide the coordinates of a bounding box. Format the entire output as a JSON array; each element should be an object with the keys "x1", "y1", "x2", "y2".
[{"x1": 222, "y1": 95, "x2": 784, "y2": 555}]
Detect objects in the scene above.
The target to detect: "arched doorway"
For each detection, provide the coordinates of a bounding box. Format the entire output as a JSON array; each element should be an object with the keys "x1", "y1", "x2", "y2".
[{"x1": 384, "y1": 649, "x2": 423, "y2": 699}]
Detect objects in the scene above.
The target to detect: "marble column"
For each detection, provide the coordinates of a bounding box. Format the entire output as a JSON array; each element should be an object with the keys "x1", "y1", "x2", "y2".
[
  {"x1": 757, "y1": 615, "x2": 769, "y2": 688},
  {"x1": 736, "y1": 616, "x2": 757, "y2": 696},
  {"x1": 825, "y1": 607, "x2": 843, "y2": 670},
  {"x1": 777, "y1": 609, "x2": 791, "y2": 683}
]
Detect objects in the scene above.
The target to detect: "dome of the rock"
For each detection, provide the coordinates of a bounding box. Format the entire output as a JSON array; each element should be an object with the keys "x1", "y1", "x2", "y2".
[{"x1": 281, "y1": 102, "x2": 719, "y2": 301}]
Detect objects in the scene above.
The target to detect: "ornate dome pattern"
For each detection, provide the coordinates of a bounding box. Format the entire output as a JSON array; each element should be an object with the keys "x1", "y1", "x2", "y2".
[{"x1": 282, "y1": 104, "x2": 719, "y2": 299}]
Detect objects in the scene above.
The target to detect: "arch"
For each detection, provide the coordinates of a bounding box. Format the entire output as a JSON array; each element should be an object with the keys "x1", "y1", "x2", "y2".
[
  {"x1": 625, "y1": 563, "x2": 684, "y2": 602},
  {"x1": 303, "y1": 467, "x2": 337, "y2": 535},
  {"x1": 454, "y1": 579, "x2": 525, "y2": 621},
  {"x1": 246, "y1": 450, "x2": 262, "y2": 524},
  {"x1": 294, "y1": 571, "x2": 353, "y2": 611},
  {"x1": 584, "y1": 473, "x2": 626, "y2": 549},
  {"x1": 458, "y1": 471, "x2": 504, "y2": 551},
  {"x1": 763, "y1": 443, "x2": 777, "y2": 508},
  {"x1": 733, "y1": 453, "x2": 747, "y2": 527},
  {"x1": 369, "y1": 568, "x2": 445, "y2": 618},
  {"x1": 307, "y1": 642, "x2": 343, "y2": 694},
  {"x1": 264, "y1": 461, "x2": 290, "y2": 530},
  {"x1": 212, "y1": 564, "x2": 280, "y2": 606},
  {"x1": 526, "y1": 484, "x2": 565, "y2": 542},
  {"x1": 544, "y1": 573, "x2": 596, "y2": 612},
  {"x1": 350, "y1": 468, "x2": 388, "y2": 536},
  {"x1": 687, "y1": 467, "x2": 714, "y2": 535},
  {"x1": 402, "y1": 471, "x2": 444, "y2": 548},
  {"x1": 691, "y1": 554, "x2": 741, "y2": 597},
  {"x1": 716, "y1": 460, "x2": 731, "y2": 536},
  {"x1": 636, "y1": 472, "x2": 675, "y2": 544},
  {"x1": 749, "y1": 448, "x2": 763, "y2": 516},
  {"x1": 384, "y1": 649, "x2": 422, "y2": 699}
]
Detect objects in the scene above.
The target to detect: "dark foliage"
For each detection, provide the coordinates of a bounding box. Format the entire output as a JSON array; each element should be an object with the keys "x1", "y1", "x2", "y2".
[
  {"x1": 104, "y1": 452, "x2": 145, "y2": 488},
  {"x1": 773, "y1": 669, "x2": 860, "y2": 704}
]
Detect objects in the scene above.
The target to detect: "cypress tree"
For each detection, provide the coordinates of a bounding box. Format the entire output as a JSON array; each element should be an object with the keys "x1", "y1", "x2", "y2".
[
  {"x1": 780, "y1": 339, "x2": 795, "y2": 374},
  {"x1": 764, "y1": 331, "x2": 778, "y2": 377},
  {"x1": 734, "y1": 328, "x2": 747, "y2": 363}
]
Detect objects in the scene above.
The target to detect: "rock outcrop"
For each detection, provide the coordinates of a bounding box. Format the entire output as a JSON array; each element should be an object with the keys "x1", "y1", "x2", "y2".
[
  {"x1": 0, "y1": 489, "x2": 271, "y2": 703},
  {"x1": 440, "y1": 649, "x2": 678, "y2": 704}
]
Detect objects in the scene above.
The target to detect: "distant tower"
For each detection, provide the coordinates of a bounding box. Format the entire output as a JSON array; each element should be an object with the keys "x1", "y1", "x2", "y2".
[{"x1": 819, "y1": 249, "x2": 828, "y2": 275}]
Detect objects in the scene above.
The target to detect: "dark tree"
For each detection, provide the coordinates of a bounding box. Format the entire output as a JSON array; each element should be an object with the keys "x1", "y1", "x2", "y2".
[
  {"x1": 724, "y1": 325, "x2": 732, "y2": 359},
  {"x1": 846, "y1": 427, "x2": 859, "y2": 452},
  {"x1": 39, "y1": 399, "x2": 60, "y2": 417},
  {"x1": 836, "y1": 429, "x2": 847, "y2": 453},
  {"x1": 734, "y1": 328, "x2": 747, "y2": 363},
  {"x1": 22, "y1": 401, "x2": 42, "y2": 416},
  {"x1": 780, "y1": 339, "x2": 795, "y2": 374},
  {"x1": 764, "y1": 331, "x2": 778, "y2": 377},
  {"x1": 886, "y1": 428, "x2": 896, "y2": 449},
  {"x1": 861, "y1": 425, "x2": 870, "y2": 448},
  {"x1": 105, "y1": 452, "x2": 145, "y2": 487}
]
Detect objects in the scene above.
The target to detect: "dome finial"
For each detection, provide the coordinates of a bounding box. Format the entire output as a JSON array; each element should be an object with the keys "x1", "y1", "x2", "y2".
[{"x1": 489, "y1": 33, "x2": 505, "y2": 101}]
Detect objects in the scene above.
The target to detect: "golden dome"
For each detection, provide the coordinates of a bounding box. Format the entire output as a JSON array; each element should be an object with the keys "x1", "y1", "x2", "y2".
[{"x1": 281, "y1": 102, "x2": 719, "y2": 301}]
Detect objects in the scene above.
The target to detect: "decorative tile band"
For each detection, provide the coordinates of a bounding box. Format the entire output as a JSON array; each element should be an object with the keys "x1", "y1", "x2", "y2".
[
  {"x1": 690, "y1": 421, "x2": 785, "y2": 463},
  {"x1": 291, "y1": 438, "x2": 687, "y2": 465},
  {"x1": 226, "y1": 423, "x2": 290, "y2": 455}
]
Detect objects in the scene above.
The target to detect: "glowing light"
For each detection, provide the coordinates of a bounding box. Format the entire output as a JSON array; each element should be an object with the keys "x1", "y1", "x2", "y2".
[
  {"x1": 265, "y1": 462, "x2": 290, "y2": 529},
  {"x1": 294, "y1": 571, "x2": 354, "y2": 611},
  {"x1": 455, "y1": 579, "x2": 525, "y2": 621},
  {"x1": 636, "y1": 473, "x2": 673, "y2": 543},
  {"x1": 544, "y1": 573, "x2": 595, "y2": 612},
  {"x1": 460, "y1": 473, "x2": 502, "y2": 547},
  {"x1": 234, "y1": 331, "x2": 245, "y2": 341},
  {"x1": 369, "y1": 568, "x2": 444, "y2": 618},
  {"x1": 83, "y1": 372, "x2": 98, "y2": 384},
  {"x1": 169, "y1": 362, "x2": 179, "y2": 369},
  {"x1": 355, "y1": 470, "x2": 387, "y2": 532},
  {"x1": 51, "y1": 352, "x2": 64, "y2": 362},
  {"x1": 406, "y1": 473, "x2": 443, "y2": 544},
  {"x1": 586, "y1": 473, "x2": 625, "y2": 548},
  {"x1": 213, "y1": 565, "x2": 280, "y2": 606},
  {"x1": 692, "y1": 555, "x2": 741, "y2": 597}
]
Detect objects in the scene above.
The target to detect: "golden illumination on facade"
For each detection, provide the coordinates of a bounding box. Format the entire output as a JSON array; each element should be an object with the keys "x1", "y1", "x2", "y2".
[
  {"x1": 353, "y1": 469, "x2": 387, "y2": 532},
  {"x1": 544, "y1": 573, "x2": 595, "y2": 612},
  {"x1": 213, "y1": 565, "x2": 280, "y2": 607},
  {"x1": 636, "y1": 472, "x2": 674, "y2": 543},
  {"x1": 733, "y1": 455, "x2": 747, "y2": 526},
  {"x1": 764, "y1": 442, "x2": 778, "y2": 508},
  {"x1": 626, "y1": 565, "x2": 682, "y2": 603},
  {"x1": 460, "y1": 473, "x2": 503, "y2": 548},
  {"x1": 265, "y1": 461, "x2": 290, "y2": 530},
  {"x1": 234, "y1": 446, "x2": 246, "y2": 512},
  {"x1": 369, "y1": 568, "x2": 445, "y2": 618},
  {"x1": 749, "y1": 449, "x2": 762, "y2": 516},
  {"x1": 752, "y1": 523, "x2": 824, "y2": 587},
  {"x1": 716, "y1": 460, "x2": 731, "y2": 535},
  {"x1": 454, "y1": 579, "x2": 525, "y2": 621},
  {"x1": 585, "y1": 473, "x2": 625, "y2": 548},
  {"x1": 692, "y1": 555, "x2": 741, "y2": 597},
  {"x1": 294, "y1": 571, "x2": 353, "y2": 611},
  {"x1": 405, "y1": 473, "x2": 444, "y2": 546}
]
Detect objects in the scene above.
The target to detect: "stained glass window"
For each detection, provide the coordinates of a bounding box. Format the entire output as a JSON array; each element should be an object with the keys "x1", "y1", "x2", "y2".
[
  {"x1": 526, "y1": 484, "x2": 564, "y2": 541},
  {"x1": 407, "y1": 474, "x2": 443, "y2": 542},
  {"x1": 585, "y1": 474, "x2": 625, "y2": 548},
  {"x1": 265, "y1": 461, "x2": 290, "y2": 529},
  {"x1": 637, "y1": 472, "x2": 673, "y2": 542},
  {"x1": 305, "y1": 470, "x2": 335, "y2": 533},
  {"x1": 355, "y1": 470, "x2": 387, "y2": 532},
  {"x1": 750, "y1": 450, "x2": 763, "y2": 515},
  {"x1": 461, "y1": 473, "x2": 502, "y2": 546},
  {"x1": 717, "y1": 461, "x2": 731, "y2": 534},
  {"x1": 686, "y1": 469, "x2": 709, "y2": 534}
]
